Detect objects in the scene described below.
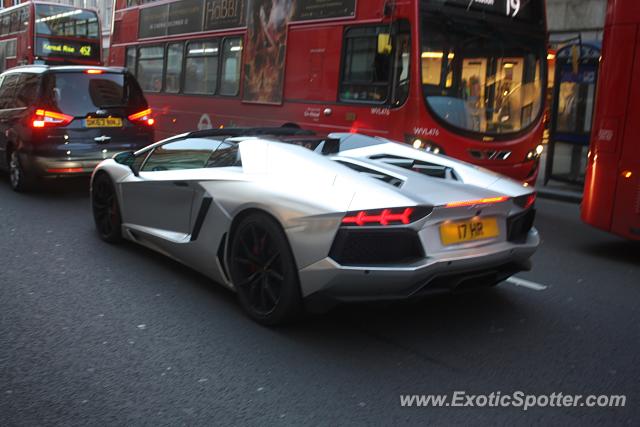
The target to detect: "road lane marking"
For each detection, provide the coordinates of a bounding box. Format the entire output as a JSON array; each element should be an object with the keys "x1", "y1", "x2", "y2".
[{"x1": 506, "y1": 276, "x2": 548, "y2": 291}]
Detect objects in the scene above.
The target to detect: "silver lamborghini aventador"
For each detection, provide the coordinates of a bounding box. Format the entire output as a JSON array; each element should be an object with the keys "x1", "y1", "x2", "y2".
[{"x1": 90, "y1": 128, "x2": 539, "y2": 325}]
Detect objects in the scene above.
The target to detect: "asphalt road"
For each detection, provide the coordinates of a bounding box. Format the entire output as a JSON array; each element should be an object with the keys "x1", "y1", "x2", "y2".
[{"x1": 0, "y1": 178, "x2": 638, "y2": 426}]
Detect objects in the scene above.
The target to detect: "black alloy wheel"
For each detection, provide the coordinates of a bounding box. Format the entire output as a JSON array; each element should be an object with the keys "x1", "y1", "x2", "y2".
[
  {"x1": 229, "y1": 212, "x2": 302, "y2": 325},
  {"x1": 8, "y1": 150, "x2": 32, "y2": 192},
  {"x1": 92, "y1": 173, "x2": 123, "y2": 243}
]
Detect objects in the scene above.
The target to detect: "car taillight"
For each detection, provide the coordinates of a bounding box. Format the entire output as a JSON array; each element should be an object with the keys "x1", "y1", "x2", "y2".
[
  {"x1": 84, "y1": 69, "x2": 104, "y2": 74},
  {"x1": 445, "y1": 196, "x2": 509, "y2": 208},
  {"x1": 341, "y1": 206, "x2": 432, "y2": 226},
  {"x1": 32, "y1": 109, "x2": 73, "y2": 128},
  {"x1": 128, "y1": 108, "x2": 154, "y2": 126}
]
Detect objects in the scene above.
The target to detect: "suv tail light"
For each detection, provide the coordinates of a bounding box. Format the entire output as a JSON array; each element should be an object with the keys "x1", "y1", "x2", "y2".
[
  {"x1": 128, "y1": 108, "x2": 154, "y2": 126},
  {"x1": 32, "y1": 109, "x2": 73, "y2": 128},
  {"x1": 341, "y1": 206, "x2": 432, "y2": 227}
]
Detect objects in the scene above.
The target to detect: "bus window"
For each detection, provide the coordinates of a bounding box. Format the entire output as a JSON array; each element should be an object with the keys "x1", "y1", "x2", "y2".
[
  {"x1": 165, "y1": 42, "x2": 184, "y2": 94},
  {"x1": 185, "y1": 40, "x2": 219, "y2": 95},
  {"x1": 5, "y1": 39, "x2": 16, "y2": 58},
  {"x1": 137, "y1": 46, "x2": 165, "y2": 92},
  {"x1": 9, "y1": 11, "x2": 19, "y2": 33},
  {"x1": 0, "y1": 15, "x2": 8, "y2": 36},
  {"x1": 19, "y1": 7, "x2": 29, "y2": 33},
  {"x1": 88, "y1": 17, "x2": 99, "y2": 39},
  {"x1": 220, "y1": 38, "x2": 242, "y2": 96},
  {"x1": 126, "y1": 46, "x2": 137, "y2": 76},
  {"x1": 340, "y1": 26, "x2": 392, "y2": 103}
]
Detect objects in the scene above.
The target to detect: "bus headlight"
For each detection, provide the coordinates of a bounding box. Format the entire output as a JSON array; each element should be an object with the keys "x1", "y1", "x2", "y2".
[
  {"x1": 526, "y1": 144, "x2": 544, "y2": 161},
  {"x1": 410, "y1": 138, "x2": 445, "y2": 155}
]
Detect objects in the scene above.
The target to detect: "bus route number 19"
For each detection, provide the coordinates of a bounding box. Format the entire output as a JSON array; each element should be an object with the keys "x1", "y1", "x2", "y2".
[{"x1": 506, "y1": 0, "x2": 520, "y2": 17}]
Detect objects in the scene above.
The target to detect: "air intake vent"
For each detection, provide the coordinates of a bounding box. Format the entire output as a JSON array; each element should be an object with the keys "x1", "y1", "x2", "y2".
[
  {"x1": 369, "y1": 154, "x2": 457, "y2": 180},
  {"x1": 329, "y1": 229, "x2": 424, "y2": 266},
  {"x1": 335, "y1": 160, "x2": 404, "y2": 187}
]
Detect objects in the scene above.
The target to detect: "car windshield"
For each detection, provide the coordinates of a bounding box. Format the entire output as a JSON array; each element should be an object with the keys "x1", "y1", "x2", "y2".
[
  {"x1": 421, "y1": 13, "x2": 545, "y2": 135},
  {"x1": 41, "y1": 72, "x2": 146, "y2": 117}
]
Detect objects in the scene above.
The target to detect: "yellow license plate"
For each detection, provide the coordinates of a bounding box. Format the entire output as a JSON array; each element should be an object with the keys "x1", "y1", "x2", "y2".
[
  {"x1": 85, "y1": 117, "x2": 123, "y2": 128},
  {"x1": 440, "y1": 217, "x2": 499, "y2": 246}
]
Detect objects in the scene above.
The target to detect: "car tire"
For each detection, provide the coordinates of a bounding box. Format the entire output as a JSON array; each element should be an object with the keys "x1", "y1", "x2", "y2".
[
  {"x1": 229, "y1": 212, "x2": 302, "y2": 326},
  {"x1": 91, "y1": 173, "x2": 123, "y2": 243},
  {"x1": 8, "y1": 150, "x2": 34, "y2": 192}
]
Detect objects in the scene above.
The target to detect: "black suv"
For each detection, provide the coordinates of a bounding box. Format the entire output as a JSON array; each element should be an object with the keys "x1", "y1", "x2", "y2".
[{"x1": 0, "y1": 65, "x2": 154, "y2": 191}]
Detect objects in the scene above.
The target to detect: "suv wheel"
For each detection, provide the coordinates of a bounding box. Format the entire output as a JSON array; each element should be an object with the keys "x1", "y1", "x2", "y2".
[{"x1": 8, "y1": 151, "x2": 32, "y2": 192}]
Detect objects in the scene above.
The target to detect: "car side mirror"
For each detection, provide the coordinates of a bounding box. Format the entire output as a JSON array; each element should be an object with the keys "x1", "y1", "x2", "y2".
[{"x1": 113, "y1": 151, "x2": 139, "y2": 176}]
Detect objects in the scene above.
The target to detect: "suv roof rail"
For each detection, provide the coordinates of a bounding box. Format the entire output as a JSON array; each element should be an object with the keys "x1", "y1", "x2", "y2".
[{"x1": 186, "y1": 127, "x2": 316, "y2": 139}]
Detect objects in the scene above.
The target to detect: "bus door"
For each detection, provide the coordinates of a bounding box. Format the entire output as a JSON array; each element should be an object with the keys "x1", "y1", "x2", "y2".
[{"x1": 545, "y1": 42, "x2": 600, "y2": 187}]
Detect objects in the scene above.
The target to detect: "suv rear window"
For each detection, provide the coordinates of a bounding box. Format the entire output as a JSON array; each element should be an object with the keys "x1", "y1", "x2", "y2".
[{"x1": 41, "y1": 72, "x2": 146, "y2": 117}]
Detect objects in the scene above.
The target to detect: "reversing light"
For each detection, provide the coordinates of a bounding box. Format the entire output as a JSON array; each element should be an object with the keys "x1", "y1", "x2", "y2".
[
  {"x1": 85, "y1": 69, "x2": 104, "y2": 74},
  {"x1": 445, "y1": 196, "x2": 509, "y2": 208},
  {"x1": 128, "y1": 108, "x2": 154, "y2": 126},
  {"x1": 341, "y1": 206, "x2": 432, "y2": 226},
  {"x1": 32, "y1": 109, "x2": 73, "y2": 128}
]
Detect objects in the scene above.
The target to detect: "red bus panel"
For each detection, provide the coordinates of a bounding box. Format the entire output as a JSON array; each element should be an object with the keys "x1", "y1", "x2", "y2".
[{"x1": 582, "y1": 0, "x2": 640, "y2": 239}]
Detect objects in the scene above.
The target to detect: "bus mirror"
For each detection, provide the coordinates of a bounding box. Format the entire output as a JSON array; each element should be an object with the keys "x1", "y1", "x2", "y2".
[{"x1": 377, "y1": 33, "x2": 392, "y2": 55}]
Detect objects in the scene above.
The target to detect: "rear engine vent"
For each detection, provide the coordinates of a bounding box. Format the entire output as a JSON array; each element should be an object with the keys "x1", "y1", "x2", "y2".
[
  {"x1": 507, "y1": 209, "x2": 536, "y2": 243},
  {"x1": 335, "y1": 160, "x2": 404, "y2": 187},
  {"x1": 329, "y1": 229, "x2": 424, "y2": 266},
  {"x1": 369, "y1": 154, "x2": 458, "y2": 180}
]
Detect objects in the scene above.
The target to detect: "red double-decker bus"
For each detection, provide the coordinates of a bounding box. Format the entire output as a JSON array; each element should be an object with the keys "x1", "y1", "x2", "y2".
[
  {"x1": 0, "y1": 1, "x2": 102, "y2": 72},
  {"x1": 110, "y1": 0, "x2": 548, "y2": 183},
  {"x1": 582, "y1": 0, "x2": 640, "y2": 240}
]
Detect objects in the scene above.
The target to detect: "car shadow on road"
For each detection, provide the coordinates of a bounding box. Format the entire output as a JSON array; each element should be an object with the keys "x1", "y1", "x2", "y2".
[
  {"x1": 580, "y1": 240, "x2": 640, "y2": 265},
  {"x1": 0, "y1": 175, "x2": 90, "y2": 199}
]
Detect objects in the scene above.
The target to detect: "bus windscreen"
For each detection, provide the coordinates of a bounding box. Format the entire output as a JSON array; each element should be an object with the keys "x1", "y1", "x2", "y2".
[
  {"x1": 35, "y1": 4, "x2": 99, "y2": 39},
  {"x1": 420, "y1": 5, "x2": 546, "y2": 136},
  {"x1": 34, "y1": 4, "x2": 100, "y2": 62}
]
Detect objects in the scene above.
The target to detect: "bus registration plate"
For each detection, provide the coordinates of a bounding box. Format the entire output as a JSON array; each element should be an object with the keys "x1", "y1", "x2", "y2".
[{"x1": 440, "y1": 217, "x2": 499, "y2": 246}]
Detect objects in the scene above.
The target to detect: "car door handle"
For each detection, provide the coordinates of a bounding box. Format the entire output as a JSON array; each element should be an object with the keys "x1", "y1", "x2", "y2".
[{"x1": 173, "y1": 181, "x2": 189, "y2": 187}]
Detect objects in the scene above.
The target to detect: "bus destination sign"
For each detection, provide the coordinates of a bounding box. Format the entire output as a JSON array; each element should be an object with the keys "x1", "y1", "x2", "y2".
[
  {"x1": 432, "y1": 0, "x2": 535, "y2": 21},
  {"x1": 35, "y1": 37, "x2": 100, "y2": 61}
]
